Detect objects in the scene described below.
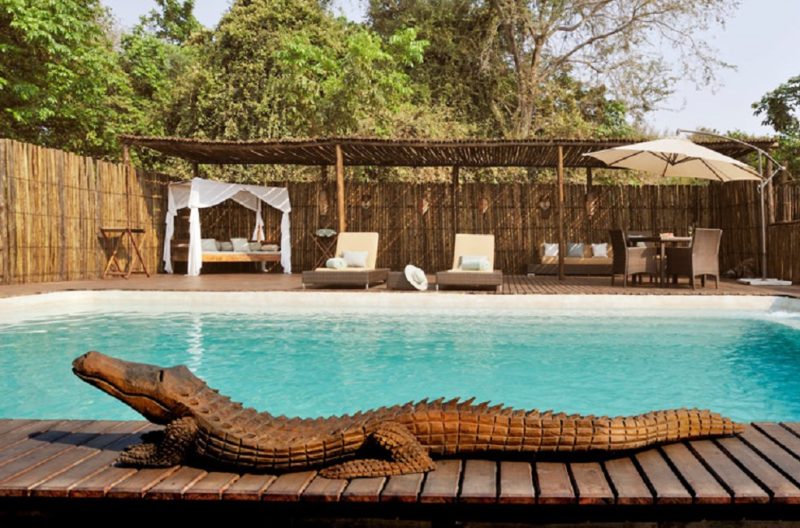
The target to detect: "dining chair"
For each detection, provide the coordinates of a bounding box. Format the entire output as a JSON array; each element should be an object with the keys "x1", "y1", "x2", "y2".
[
  {"x1": 665, "y1": 228, "x2": 722, "y2": 289},
  {"x1": 609, "y1": 229, "x2": 659, "y2": 287}
]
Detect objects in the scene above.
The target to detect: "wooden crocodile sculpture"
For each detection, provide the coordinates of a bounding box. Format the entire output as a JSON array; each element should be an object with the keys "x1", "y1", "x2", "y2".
[{"x1": 72, "y1": 351, "x2": 743, "y2": 479}]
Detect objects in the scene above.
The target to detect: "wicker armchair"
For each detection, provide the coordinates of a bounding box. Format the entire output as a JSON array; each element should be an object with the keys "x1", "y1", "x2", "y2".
[
  {"x1": 609, "y1": 229, "x2": 658, "y2": 287},
  {"x1": 665, "y1": 228, "x2": 722, "y2": 289}
]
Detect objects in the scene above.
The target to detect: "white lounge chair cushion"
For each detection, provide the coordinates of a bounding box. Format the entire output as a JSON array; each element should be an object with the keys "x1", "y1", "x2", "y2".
[
  {"x1": 231, "y1": 238, "x2": 250, "y2": 252},
  {"x1": 335, "y1": 232, "x2": 379, "y2": 270},
  {"x1": 543, "y1": 242, "x2": 559, "y2": 257},
  {"x1": 591, "y1": 243, "x2": 608, "y2": 258},
  {"x1": 342, "y1": 250, "x2": 368, "y2": 268},
  {"x1": 567, "y1": 242, "x2": 584, "y2": 258},
  {"x1": 201, "y1": 238, "x2": 218, "y2": 252},
  {"x1": 326, "y1": 257, "x2": 347, "y2": 269},
  {"x1": 460, "y1": 255, "x2": 491, "y2": 271}
]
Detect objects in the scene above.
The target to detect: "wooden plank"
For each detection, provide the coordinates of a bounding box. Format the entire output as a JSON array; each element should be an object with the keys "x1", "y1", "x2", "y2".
[
  {"x1": 221, "y1": 474, "x2": 275, "y2": 501},
  {"x1": 0, "y1": 422, "x2": 98, "y2": 481},
  {"x1": 380, "y1": 472, "x2": 424, "y2": 503},
  {"x1": 183, "y1": 472, "x2": 238, "y2": 500},
  {"x1": 571, "y1": 462, "x2": 614, "y2": 505},
  {"x1": 604, "y1": 458, "x2": 653, "y2": 505},
  {"x1": 498, "y1": 461, "x2": 535, "y2": 505},
  {"x1": 302, "y1": 475, "x2": 348, "y2": 502},
  {"x1": 635, "y1": 449, "x2": 692, "y2": 505},
  {"x1": 536, "y1": 462, "x2": 575, "y2": 505},
  {"x1": 689, "y1": 440, "x2": 769, "y2": 504},
  {"x1": 106, "y1": 467, "x2": 181, "y2": 499},
  {"x1": 341, "y1": 477, "x2": 386, "y2": 503},
  {"x1": 717, "y1": 437, "x2": 800, "y2": 504},
  {"x1": 0, "y1": 447, "x2": 97, "y2": 497},
  {"x1": 755, "y1": 423, "x2": 800, "y2": 458},
  {"x1": 145, "y1": 466, "x2": 207, "y2": 500},
  {"x1": 29, "y1": 423, "x2": 149, "y2": 498},
  {"x1": 0, "y1": 423, "x2": 73, "y2": 463},
  {"x1": 419, "y1": 459, "x2": 461, "y2": 504},
  {"x1": 0, "y1": 420, "x2": 64, "y2": 449},
  {"x1": 459, "y1": 460, "x2": 496, "y2": 504},
  {"x1": 661, "y1": 443, "x2": 730, "y2": 504},
  {"x1": 740, "y1": 427, "x2": 800, "y2": 486},
  {"x1": 0, "y1": 420, "x2": 35, "y2": 436},
  {"x1": 68, "y1": 465, "x2": 139, "y2": 499},
  {"x1": 262, "y1": 471, "x2": 316, "y2": 502}
]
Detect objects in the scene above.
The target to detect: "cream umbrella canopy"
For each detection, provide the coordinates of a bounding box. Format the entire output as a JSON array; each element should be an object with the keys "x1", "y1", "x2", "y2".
[{"x1": 583, "y1": 137, "x2": 761, "y2": 182}]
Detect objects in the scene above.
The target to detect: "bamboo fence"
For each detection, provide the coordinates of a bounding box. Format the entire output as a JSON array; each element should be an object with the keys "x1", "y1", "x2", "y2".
[
  {"x1": 0, "y1": 139, "x2": 169, "y2": 283},
  {"x1": 1, "y1": 139, "x2": 798, "y2": 283}
]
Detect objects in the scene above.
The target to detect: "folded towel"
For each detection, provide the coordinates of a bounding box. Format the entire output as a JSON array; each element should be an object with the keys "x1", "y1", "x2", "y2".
[
  {"x1": 326, "y1": 257, "x2": 347, "y2": 269},
  {"x1": 460, "y1": 255, "x2": 490, "y2": 271}
]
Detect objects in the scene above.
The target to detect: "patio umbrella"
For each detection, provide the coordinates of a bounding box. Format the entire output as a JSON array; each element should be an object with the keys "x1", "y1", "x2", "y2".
[{"x1": 583, "y1": 137, "x2": 761, "y2": 182}]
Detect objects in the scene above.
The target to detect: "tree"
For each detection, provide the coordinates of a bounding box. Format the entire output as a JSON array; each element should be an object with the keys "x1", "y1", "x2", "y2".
[
  {"x1": 169, "y1": 0, "x2": 438, "y2": 140},
  {"x1": 0, "y1": 0, "x2": 134, "y2": 157},
  {"x1": 368, "y1": 0, "x2": 646, "y2": 138},
  {"x1": 754, "y1": 75, "x2": 800, "y2": 138},
  {"x1": 138, "y1": 0, "x2": 200, "y2": 44},
  {"x1": 753, "y1": 75, "x2": 800, "y2": 177}
]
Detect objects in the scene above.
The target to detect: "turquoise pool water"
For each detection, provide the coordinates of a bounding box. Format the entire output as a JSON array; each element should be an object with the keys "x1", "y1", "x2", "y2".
[{"x1": 1, "y1": 311, "x2": 799, "y2": 422}]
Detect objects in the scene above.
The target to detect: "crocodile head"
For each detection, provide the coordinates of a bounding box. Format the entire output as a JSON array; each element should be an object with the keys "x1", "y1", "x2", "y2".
[{"x1": 73, "y1": 351, "x2": 205, "y2": 425}]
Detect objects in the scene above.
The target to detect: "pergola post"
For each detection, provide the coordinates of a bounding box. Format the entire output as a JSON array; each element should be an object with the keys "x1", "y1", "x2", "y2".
[
  {"x1": 122, "y1": 145, "x2": 132, "y2": 228},
  {"x1": 192, "y1": 162, "x2": 199, "y2": 179},
  {"x1": 451, "y1": 166, "x2": 460, "y2": 233},
  {"x1": 585, "y1": 166, "x2": 593, "y2": 242},
  {"x1": 557, "y1": 146, "x2": 565, "y2": 281},
  {"x1": 335, "y1": 144, "x2": 346, "y2": 233}
]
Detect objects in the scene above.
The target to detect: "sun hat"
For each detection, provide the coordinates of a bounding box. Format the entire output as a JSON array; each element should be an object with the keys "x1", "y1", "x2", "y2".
[{"x1": 404, "y1": 264, "x2": 428, "y2": 291}]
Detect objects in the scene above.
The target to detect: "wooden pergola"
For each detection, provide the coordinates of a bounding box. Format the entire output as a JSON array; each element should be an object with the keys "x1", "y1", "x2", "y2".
[{"x1": 121, "y1": 135, "x2": 776, "y2": 279}]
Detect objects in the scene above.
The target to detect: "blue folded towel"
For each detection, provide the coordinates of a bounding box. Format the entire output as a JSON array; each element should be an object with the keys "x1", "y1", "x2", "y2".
[{"x1": 325, "y1": 257, "x2": 347, "y2": 269}]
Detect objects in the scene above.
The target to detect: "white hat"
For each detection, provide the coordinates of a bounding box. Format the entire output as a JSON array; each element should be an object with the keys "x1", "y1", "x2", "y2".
[{"x1": 404, "y1": 264, "x2": 428, "y2": 291}]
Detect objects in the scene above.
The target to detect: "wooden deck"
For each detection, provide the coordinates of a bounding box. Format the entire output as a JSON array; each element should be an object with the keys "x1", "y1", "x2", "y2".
[
  {"x1": 1, "y1": 273, "x2": 797, "y2": 299},
  {"x1": 4, "y1": 420, "x2": 800, "y2": 523}
]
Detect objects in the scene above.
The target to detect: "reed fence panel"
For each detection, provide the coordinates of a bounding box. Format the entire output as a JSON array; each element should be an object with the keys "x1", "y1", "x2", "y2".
[
  {"x1": 768, "y1": 220, "x2": 800, "y2": 284},
  {"x1": 2, "y1": 139, "x2": 798, "y2": 283},
  {"x1": 0, "y1": 139, "x2": 169, "y2": 284}
]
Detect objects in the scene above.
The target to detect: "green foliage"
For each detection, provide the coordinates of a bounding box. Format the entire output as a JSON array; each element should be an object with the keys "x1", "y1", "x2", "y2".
[
  {"x1": 753, "y1": 76, "x2": 800, "y2": 178},
  {"x1": 138, "y1": 0, "x2": 200, "y2": 44},
  {"x1": 0, "y1": 0, "x2": 134, "y2": 157}
]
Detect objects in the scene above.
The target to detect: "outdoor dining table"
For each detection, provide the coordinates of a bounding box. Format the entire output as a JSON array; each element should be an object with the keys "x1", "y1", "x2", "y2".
[{"x1": 626, "y1": 235, "x2": 692, "y2": 286}]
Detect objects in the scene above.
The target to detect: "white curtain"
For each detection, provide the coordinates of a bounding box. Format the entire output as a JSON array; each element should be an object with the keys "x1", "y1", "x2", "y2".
[{"x1": 163, "y1": 178, "x2": 292, "y2": 276}]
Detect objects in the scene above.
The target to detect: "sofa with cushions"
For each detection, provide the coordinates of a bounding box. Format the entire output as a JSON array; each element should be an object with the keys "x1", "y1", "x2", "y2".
[
  {"x1": 527, "y1": 241, "x2": 613, "y2": 276},
  {"x1": 170, "y1": 237, "x2": 281, "y2": 268}
]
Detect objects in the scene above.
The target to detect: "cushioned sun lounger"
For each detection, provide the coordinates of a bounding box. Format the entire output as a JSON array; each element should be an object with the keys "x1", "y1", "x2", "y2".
[
  {"x1": 302, "y1": 232, "x2": 389, "y2": 289},
  {"x1": 435, "y1": 234, "x2": 503, "y2": 292}
]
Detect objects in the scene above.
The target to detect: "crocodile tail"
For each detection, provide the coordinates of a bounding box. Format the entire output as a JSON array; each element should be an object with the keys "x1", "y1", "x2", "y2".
[{"x1": 587, "y1": 408, "x2": 743, "y2": 451}]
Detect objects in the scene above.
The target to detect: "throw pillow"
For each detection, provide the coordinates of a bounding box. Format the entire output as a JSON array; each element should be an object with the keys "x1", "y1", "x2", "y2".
[
  {"x1": 543, "y1": 243, "x2": 559, "y2": 257},
  {"x1": 460, "y1": 255, "x2": 491, "y2": 271},
  {"x1": 200, "y1": 238, "x2": 218, "y2": 252},
  {"x1": 567, "y1": 242, "x2": 584, "y2": 258},
  {"x1": 218, "y1": 241, "x2": 233, "y2": 251},
  {"x1": 342, "y1": 250, "x2": 368, "y2": 268},
  {"x1": 591, "y1": 243, "x2": 608, "y2": 258},
  {"x1": 231, "y1": 238, "x2": 249, "y2": 252}
]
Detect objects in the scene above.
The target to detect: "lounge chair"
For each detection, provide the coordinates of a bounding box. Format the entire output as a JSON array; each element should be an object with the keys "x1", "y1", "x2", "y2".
[
  {"x1": 665, "y1": 228, "x2": 722, "y2": 289},
  {"x1": 435, "y1": 234, "x2": 503, "y2": 292},
  {"x1": 609, "y1": 229, "x2": 658, "y2": 287},
  {"x1": 301, "y1": 232, "x2": 389, "y2": 289}
]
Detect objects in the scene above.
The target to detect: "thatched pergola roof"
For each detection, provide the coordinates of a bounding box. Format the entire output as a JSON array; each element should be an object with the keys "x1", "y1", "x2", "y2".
[{"x1": 120, "y1": 135, "x2": 776, "y2": 168}]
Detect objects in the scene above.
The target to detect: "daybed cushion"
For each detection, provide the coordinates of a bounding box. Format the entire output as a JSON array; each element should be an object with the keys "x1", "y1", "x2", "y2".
[
  {"x1": 201, "y1": 238, "x2": 219, "y2": 252},
  {"x1": 231, "y1": 238, "x2": 250, "y2": 252},
  {"x1": 343, "y1": 250, "x2": 368, "y2": 268}
]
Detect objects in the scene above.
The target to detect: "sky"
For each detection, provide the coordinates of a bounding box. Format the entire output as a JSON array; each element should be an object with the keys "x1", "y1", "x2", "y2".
[{"x1": 101, "y1": 0, "x2": 798, "y2": 137}]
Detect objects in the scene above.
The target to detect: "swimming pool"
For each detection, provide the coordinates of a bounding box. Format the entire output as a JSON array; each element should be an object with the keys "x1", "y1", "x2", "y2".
[{"x1": 1, "y1": 291, "x2": 799, "y2": 422}]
